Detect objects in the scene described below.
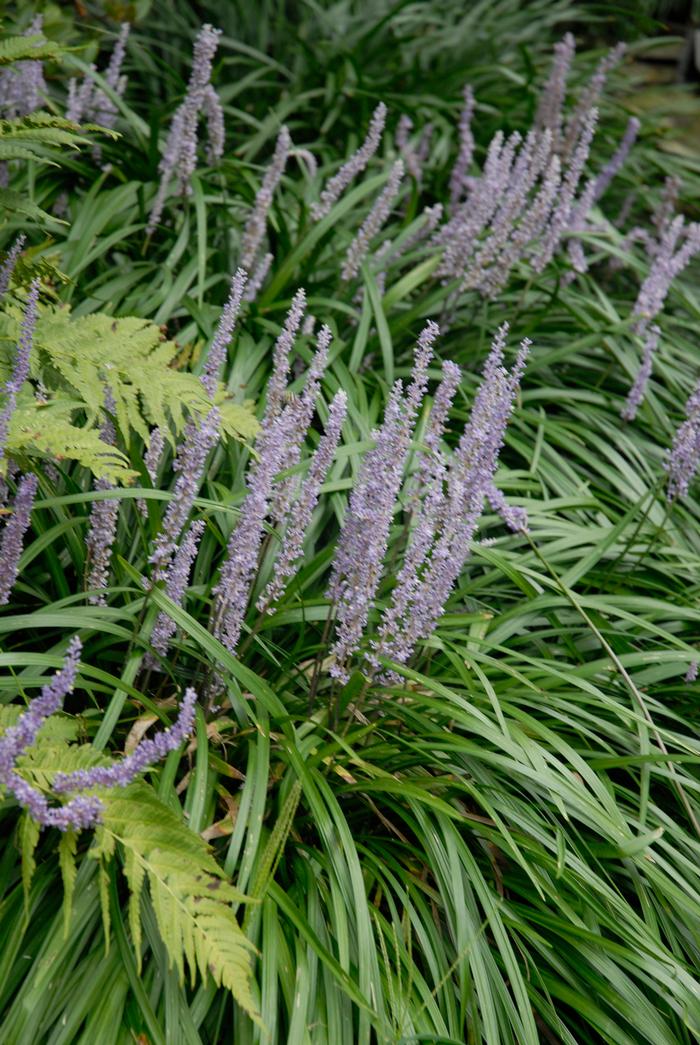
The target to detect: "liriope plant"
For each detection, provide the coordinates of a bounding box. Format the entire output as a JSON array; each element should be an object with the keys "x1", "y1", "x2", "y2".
[{"x1": 2, "y1": 9, "x2": 700, "y2": 1044}]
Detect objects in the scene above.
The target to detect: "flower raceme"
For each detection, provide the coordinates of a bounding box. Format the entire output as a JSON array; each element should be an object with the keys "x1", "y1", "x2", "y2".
[
  {"x1": 146, "y1": 23, "x2": 224, "y2": 234},
  {"x1": 0, "y1": 637, "x2": 198, "y2": 832}
]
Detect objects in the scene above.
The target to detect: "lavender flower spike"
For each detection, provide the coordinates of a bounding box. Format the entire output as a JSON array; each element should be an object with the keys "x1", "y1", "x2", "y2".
[
  {"x1": 213, "y1": 324, "x2": 332, "y2": 653},
  {"x1": 449, "y1": 85, "x2": 475, "y2": 209},
  {"x1": 0, "y1": 638, "x2": 82, "y2": 772},
  {"x1": 244, "y1": 252, "x2": 273, "y2": 302},
  {"x1": 621, "y1": 325, "x2": 659, "y2": 422},
  {"x1": 212, "y1": 409, "x2": 296, "y2": 654},
  {"x1": 632, "y1": 217, "x2": 700, "y2": 336},
  {"x1": 535, "y1": 32, "x2": 576, "y2": 146},
  {"x1": 685, "y1": 660, "x2": 698, "y2": 683},
  {"x1": 146, "y1": 24, "x2": 222, "y2": 234},
  {"x1": 0, "y1": 234, "x2": 26, "y2": 300},
  {"x1": 341, "y1": 159, "x2": 404, "y2": 281},
  {"x1": 201, "y1": 83, "x2": 224, "y2": 163},
  {"x1": 665, "y1": 378, "x2": 700, "y2": 501},
  {"x1": 264, "y1": 288, "x2": 307, "y2": 426},
  {"x1": 85, "y1": 402, "x2": 119, "y2": 604},
  {"x1": 0, "y1": 638, "x2": 102, "y2": 830},
  {"x1": 137, "y1": 425, "x2": 165, "y2": 517},
  {"x1": 311, "y1": 102, "x2": 388, "y2": 220},
  {"x1": 377, "y1": 328, "x2": 529, "y2": 672},
  {"x1": 148, "y1": 520, "x2": 205, "y2": 659},
  {"x1": 0, "y1": 15, "x2": 47, "y2": 119},
  {"x1": 201, "y1": 268, "x2": 247, "y2": 398},
  {"x1": 486, "y1": 483, "x2": 528, "y2": 532},
  {"x1": 149, "y1": 407, "x2": 220, "y2": 579},
  {"x1": 0, "y1": 472, "x2": 38, "y2": 604},
  {"x1": 54, "y1": 687, "x2": 197, "y2": 794},
  {"x1": 0, "y1": 278, "x2": 39, "y2": 468},
  {"x1": 328, "y1": 322, "x2": 438, "y2": 680},
  {"x1": 92, "y1": 23, "x2": 131, "y2": 131},
  {"x1": 240, "y1": 126, "x2": 291, "y2": 270},
  {"x1": 591, "y1": 117, "x2": 640, "y2": 203},
  {"x1": 259, "y1": 389, "x2": 347, "y2": 609},
  {"x1": 562, "y1": 42, "x2": 626, "y2": 159}
]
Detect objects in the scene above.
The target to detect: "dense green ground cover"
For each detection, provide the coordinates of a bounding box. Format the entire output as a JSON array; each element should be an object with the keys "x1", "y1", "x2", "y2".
[{"x1": 2, "y1": 2, "x2": 700, "y2": 1042}]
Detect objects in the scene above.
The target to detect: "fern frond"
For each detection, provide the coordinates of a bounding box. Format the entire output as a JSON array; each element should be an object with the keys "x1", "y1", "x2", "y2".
[
  {"x1": 218, "y1": 397, "x2": 261, "y2": 444},
  {"x1": 99, "y1": 784, "x2": 259, "y2": 1021},
  {"x1": 0, "y1": 36, "x2": 61, "y2": 66},
  {"x1": 0, "y1": 187, "x2": 61, "y2": 223},
  {"x1": 0, "y1": 301, "x2": 257, "y2": 480},
  {"x1": 6, "y1": 397, "x2": 134, "y2": 482}
]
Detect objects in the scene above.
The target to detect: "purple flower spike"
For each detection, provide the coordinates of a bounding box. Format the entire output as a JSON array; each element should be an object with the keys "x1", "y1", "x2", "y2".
[
  {"x1": 150, "y1": 407, "x2": 220, "y2": 580},
  {"x1": 665, "y1": 379, "x2": 700, "y2": 501},
  {"x1": 0, "y1": 16, "x2": 47, "y2": 118},
  {"x1": 535, "y1": 32, "x2": 576, "y2": 147},
  {"x1": 149, "y1": 520, "x2": 205, "y2": 660},
  {"x1": 54, "y1": 687, "x2": 197, "y2": 794},
  {"x1": 621, "y1": 325, "x2": 659, "y2": 422},
  {"x1": 312, "y1": 102, "x2": 387, "y2": 221},
  {"x1": 85, "y1": 403, "x2": 119, "y2": 605},
  {"x1": 328, "y1": 322, "x2": 438, "y2": 681},
  {"x1": 0, "y1": 639, "x2": 102, "y2": 831},
  {"x1": 371, "y1": 326, "x2": 529, "y2": 676},
  {"x1": 0, "y1": 234, "x2": 26, "y2": 300},
  {"x1": 201, "y1": 268, "x2": 247, "y2": 398},
  {"x1": 264, "y1": 288, "x2": 307, "y2": 426},
  {"x1": 341, "y1": 159, "x2": 404, "y2": 281},
  {"x1": 685, "y1": 661, "x2": 698, "y2": 683},
  {"x1": 0, "y1": 278, "x2": 40, "y2": 468},
  {"x1": 0, "y1": 472, "x2": 38, "y2": 604},
  {"x1": 260, "y1": 389, "x2": 347, "y2": 609},
  {"x1": 449, "y1": 85, "x2": 475, "y2": 209},
  {"x1": 146, "y1": 24, "x2": 223, "y2": 234},
  {"x1": 240, "y1": 126, "x2": 291, "y2": 270}
]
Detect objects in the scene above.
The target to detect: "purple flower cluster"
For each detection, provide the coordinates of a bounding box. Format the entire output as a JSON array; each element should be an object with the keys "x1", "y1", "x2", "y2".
[
  {"x1": 328, "y1": 322, "x2": 438, "y2": 681},
  {"x1": 395, "y1": 115, "x2": 433, "y2": 186},
  {"x1": 146, "y1": 24, "x2": 223, "y2": 234},
  {"x1": 0, "y1": 278, "x2": 39, "y2": 470},
  {"x1": 1, "y1": 637, "x2": 198, "y2": 831},
  {"x1": 67, "y1": 23, "x2": 130, "y2": 134},
  {"x1": 137, "y1": 425, "x2": 165, "y2": 518},
  {"x1": 0, "y1": 638, "x2": 103, "y2": 830},
  {"x1": 240, "y1": 126, "x2": 291, "y2": 272},
  {"x1": 535, "y1": 32, "x2": 576, "y2": 147},
  {"x1": 434, "y1": 36, "x2": 637, "y2": 300},
  {"x1": 0, "y1": 472, "x2": 38, "y2": 604},
  {"x1": 341, "y1": 160, "x2": 404, "y2": 282},
  {"x1": 621, "y1": 325, "x2": 659, "y2": 422},
  {"x1": 0, "y1": 16, "x2": 47, "y2": 118},
  {"x1": 147, "y1": 264, "x2": 247, "y2": 587},
  {"x1": 0, "y1": 234, "x2": 26, "y2": 300},
  {"x1": 201, "y1": 268, "x2": 247, "y2": 398},
  {"x1": 632, "y1": 215, "x2": 700, "y2": 337},
  {"x1": 260, "y1": 389, "x2": 347, "y2": 609},
  {"x1": 665, "y1": 379, "x2": 700, "y2": 501},
  {"x1": 54, "y1": 687, "x2": 197, "y2": 793},
  {"x1": 312, "y1": 103, "x2": 388, "y2": 221},
  {"x1": 449, "y1": 86, "x2": 475, "y2": 209},
  {"x1": 367, "y1": 325, "x2": 529, "y2": 679},
  {"x1": 148, "y1": 520, "x2": 205, "y2": 661},
  {"x1": 150, "y1": 407, "x2": 220, "y2": 580},
  {"x1": 85, "y1": 397, "x2": 119, "y2": 604},
  {"x1": 212, "y1": 318, "x2": 333, "y2": 654}
]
